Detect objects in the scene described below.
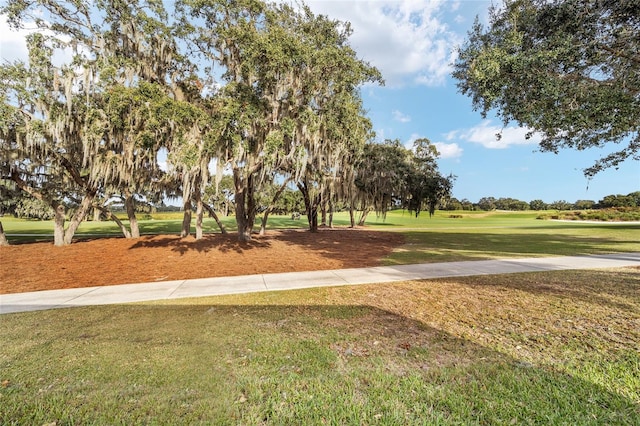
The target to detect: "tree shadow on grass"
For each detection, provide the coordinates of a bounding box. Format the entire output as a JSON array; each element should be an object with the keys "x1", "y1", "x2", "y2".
[
  {"x1": 520, "y1": 223, "x2": 640, "y2": 231},
  {"x1": 399, "y1": 230, "x2": 639, "y2": 260},
  {"x1": 2, "y1": 303, "x2": 638, "y2": 424}
]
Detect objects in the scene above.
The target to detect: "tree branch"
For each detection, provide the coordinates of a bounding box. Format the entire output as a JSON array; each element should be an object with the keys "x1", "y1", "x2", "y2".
[
  {"x1": 57, "y1": 155, "x2": 87, "y2": 188},
  {"x1": 9, "y1": 170, "x2": 52, "y2": 205},
  {"x1": 598, "y1": 43, "x2": 640, "y2": 67},
  {"x1": 203, "y1": 202, "x2": 228, "y2": 234},
  {"x1": 92, "y1": 204, "x2": 131, "y2": 238}
]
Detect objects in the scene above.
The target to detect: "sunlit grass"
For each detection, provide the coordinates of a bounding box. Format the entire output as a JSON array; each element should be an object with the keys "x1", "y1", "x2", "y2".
[
  {"x1": 0, "y1": 209, "x2": 546, "y2": 238},
  {"x1": 383, "y1": 225, "x2": 640, "y2": 264},
  {"x1": 0, "y1": 213, "x2": 307, "y2": 242},
  {"x1": 1, "y1": 268, "x2": 638, "y2": 424},
  {"x1": 4, "y1": 210, "x2": 639, "y2": 260},
  {"x1": 2, "y1": 210, "x2": 639, "y2": 423}
]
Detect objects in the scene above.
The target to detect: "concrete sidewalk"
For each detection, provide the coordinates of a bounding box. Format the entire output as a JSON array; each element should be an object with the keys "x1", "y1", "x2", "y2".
[{"x1": 2, "y1": 252, "x2": 639, "y2": 315}]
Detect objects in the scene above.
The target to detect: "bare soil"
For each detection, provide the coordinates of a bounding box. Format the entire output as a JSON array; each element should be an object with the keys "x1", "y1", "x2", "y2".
[{"x1": 0, "y1": 228, "x2": 404, "y2": 294}]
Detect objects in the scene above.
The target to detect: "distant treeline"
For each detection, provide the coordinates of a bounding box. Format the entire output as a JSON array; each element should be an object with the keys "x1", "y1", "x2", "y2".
[
  {"x1": 441, "y1": 192, "x2": 640, "y2": 211},
  {"x1": 5, "y1": 189, "x2": 639, "y2": 220}
]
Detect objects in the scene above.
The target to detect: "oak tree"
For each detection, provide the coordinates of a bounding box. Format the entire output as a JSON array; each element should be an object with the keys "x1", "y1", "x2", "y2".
[
  {"x1": 453, "y1": 0, "x2": 640, "y2": 176},
  {"x1": 1, "y1": 0, "x2": 185, "y2": 244},
  {"x1": 180, "y1": 0, "x2": 380, "y2": 239}
]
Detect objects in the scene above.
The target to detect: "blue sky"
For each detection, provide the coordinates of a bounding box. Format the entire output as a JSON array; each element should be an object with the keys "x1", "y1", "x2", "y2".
[
  {"x1": 2, "y1": 0, "x2": 638, "y2": 204},
  {"x1": 304, "y1": 0, "x2": 640, "y2": 203}
]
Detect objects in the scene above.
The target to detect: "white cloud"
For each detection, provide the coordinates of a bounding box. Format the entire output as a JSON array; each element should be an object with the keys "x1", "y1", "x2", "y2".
[
  {"x1": 434, "y1": 141, "x2": 463, "y2": 159},
  {"x1": 157, "y1": 148, "x2": 169, "y2": 172},
  {"x1": 0, "y1": 15, "x2": 30, "y2": 63},
  {"x1": 392, "y1": 109, "x2": 411, "y2": 123},
  {"x1": 0, "y1": 14, "x2": 76, "y2": 66},
  {"x1": 444, "y1": 129, "x2": 460, "y2": 140},
  {"x1": 452, "y1": 120, "x2": 542, "y2": 149},
  {"x1": 305, "y1": 1, "x2": 462, "y2": 87}
]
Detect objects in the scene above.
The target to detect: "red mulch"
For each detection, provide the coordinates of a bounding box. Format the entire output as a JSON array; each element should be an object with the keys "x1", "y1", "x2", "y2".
[{"x1": 0, "y1": 228, "x2": 404, "y2": 294}]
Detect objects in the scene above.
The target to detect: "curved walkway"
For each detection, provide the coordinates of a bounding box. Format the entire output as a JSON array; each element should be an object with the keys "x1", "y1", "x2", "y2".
[{"x1": 2, "y1": 252, "x2": 639, "y2": 315}]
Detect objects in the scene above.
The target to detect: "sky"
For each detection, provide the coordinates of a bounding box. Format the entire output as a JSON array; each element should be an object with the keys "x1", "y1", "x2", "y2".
[
  {"x1": 1, "y1": 0, "x2": 638, "y2": 204},
  {"x1": 301, "y1": 0, "x2": 639, "y2": 203}
]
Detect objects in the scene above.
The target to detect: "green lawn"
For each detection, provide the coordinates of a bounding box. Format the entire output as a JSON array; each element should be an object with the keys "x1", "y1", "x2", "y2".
[
  {"x1": 1, "y1": 269, "x2": 638, "y2": 424},
  {"x1": 0, "y1": 213, "x2": 302, "y2": 243},
  {"x1": 2, "y1": 210, "x2": 639, "y2": 423},
  {"x1": 3, "y1": 210, "x2": 639, "y2": 262}
]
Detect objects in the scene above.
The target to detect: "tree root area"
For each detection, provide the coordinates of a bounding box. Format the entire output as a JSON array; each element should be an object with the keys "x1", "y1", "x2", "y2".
[{"x1": 1, "y1": 229, "x2": 404, "y2": 294}]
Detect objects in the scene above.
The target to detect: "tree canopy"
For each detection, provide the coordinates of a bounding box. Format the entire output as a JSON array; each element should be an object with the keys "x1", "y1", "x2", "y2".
[
  {"x1": 453, "y1": 0, "x2": 640, "y2": 177},
  {"x1": 1, "y1": 0, "x2": 189, "y2": 245},
  {"x1": 354, "y1": 139, "x2": 454, "y2": 222},
  {"x1": 1, "y1": 0, "x2": 453, "y2": 245}
]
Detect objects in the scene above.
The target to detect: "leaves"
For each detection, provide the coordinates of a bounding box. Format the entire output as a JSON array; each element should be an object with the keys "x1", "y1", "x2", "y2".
[
  {"x1": 0, "y1": 0, "x2": 402, "y2": 241},
  {"x1": 355, "y1": 139, "x2": 453, "y2": 218},
  {"x1": 453, "y1": 0, "x2": 640, "y2": 176}
]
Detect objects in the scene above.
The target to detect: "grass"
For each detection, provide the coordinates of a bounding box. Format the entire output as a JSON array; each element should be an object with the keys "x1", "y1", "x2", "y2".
[
  {"x1": 0, "y1": 209, "x2": 556, "y2": 240},
  {"x1": 0, "y1": 214, "x2": 305, "y2": 243},
  {"x1": 3, "y1": 210, "x2": 640, "y2": 263},
  {"x1": 537, "y1": 207, "x2": 640, "y2": 222},
  {"x1": 369, "y1": 210, "x2": 640, "y2": 264},
  {"x1": 1, "y1": 268, "x2": 639, "y2": 424},
  {"x1": 2, "y1": 210, "x2": 639, "y2": 423},
  {"x1": 385, "y1": 225, "x2": 640, "y2": 264}
]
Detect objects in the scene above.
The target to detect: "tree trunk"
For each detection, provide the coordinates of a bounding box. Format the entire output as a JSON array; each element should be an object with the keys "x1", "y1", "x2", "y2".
[
  {"x1": 309, "y1": 205, "x2": 319, "y2": 232},
  {"x1": 349, "y1": 204, "x2": 356, "y2": 228},
  {"x1": 0, "y1": 221, "x2": 9, "y2": 246},
  {"x1": 320, "y1": 206, "x2": 327, "y2": 227},
  {"x1": 181, "y1": 205, "x2": 192, "y2": 238},
  {"x1": 63, "y1": 190, "x2": 97, "y2": 244},
  {"x1": 235, "y1": 201, "x2": 255, "y2": 241},
  {"x1": 297, "y1": 181, "x2": 319, "y2": 233},
  {"x1": 195, "y1": 156, "x2": 211, "y2": 240},
  {"x1": 328, "y1": 202, "x2": 334, "y2": 229},
  {"x1": 259, "y1": 179, "x2": 291, "y2": 236},
  {"x1": 92, "y1": 207, "x2": 101, "y2": 222},
  {"x1": 235, "y1": 209, "x2": 252, "y2": 241},
  {"x1": 181, "y1": 173, "x2": 192, "y2": 238},
  {"x1": 234, "y1": 169, "x2": 256, "y2": 242},
  {"x1": 195, "y1": 196, "x2": 204, "y2": 240},
  {"x1": 298, "y1": 182, "x2": 311, "y2": 228},
  {"x1": 203, "y1": 203, "x2": 227, "y2": 234},
  {"x1": 259, "y1": 212, "x2": 270, "y2": 236},
  {"x1": 53, "y1": 204, "x2": 66, "y2": 246},
  {"x1": 234, "y1": 186, "x2": 250, "y2": 241},
  {"x1": 95, "y1": 205, "x2": 132, "y2": 238},
  {"x1": 108, "y1": 214, "x2": 131, "y2": 238},
  {"x1": 357, "y1": 208, "x2": 370, "y2": 227},
  {"x1": 124, "y1": 192, "x2": 140, "y2": 238}
]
